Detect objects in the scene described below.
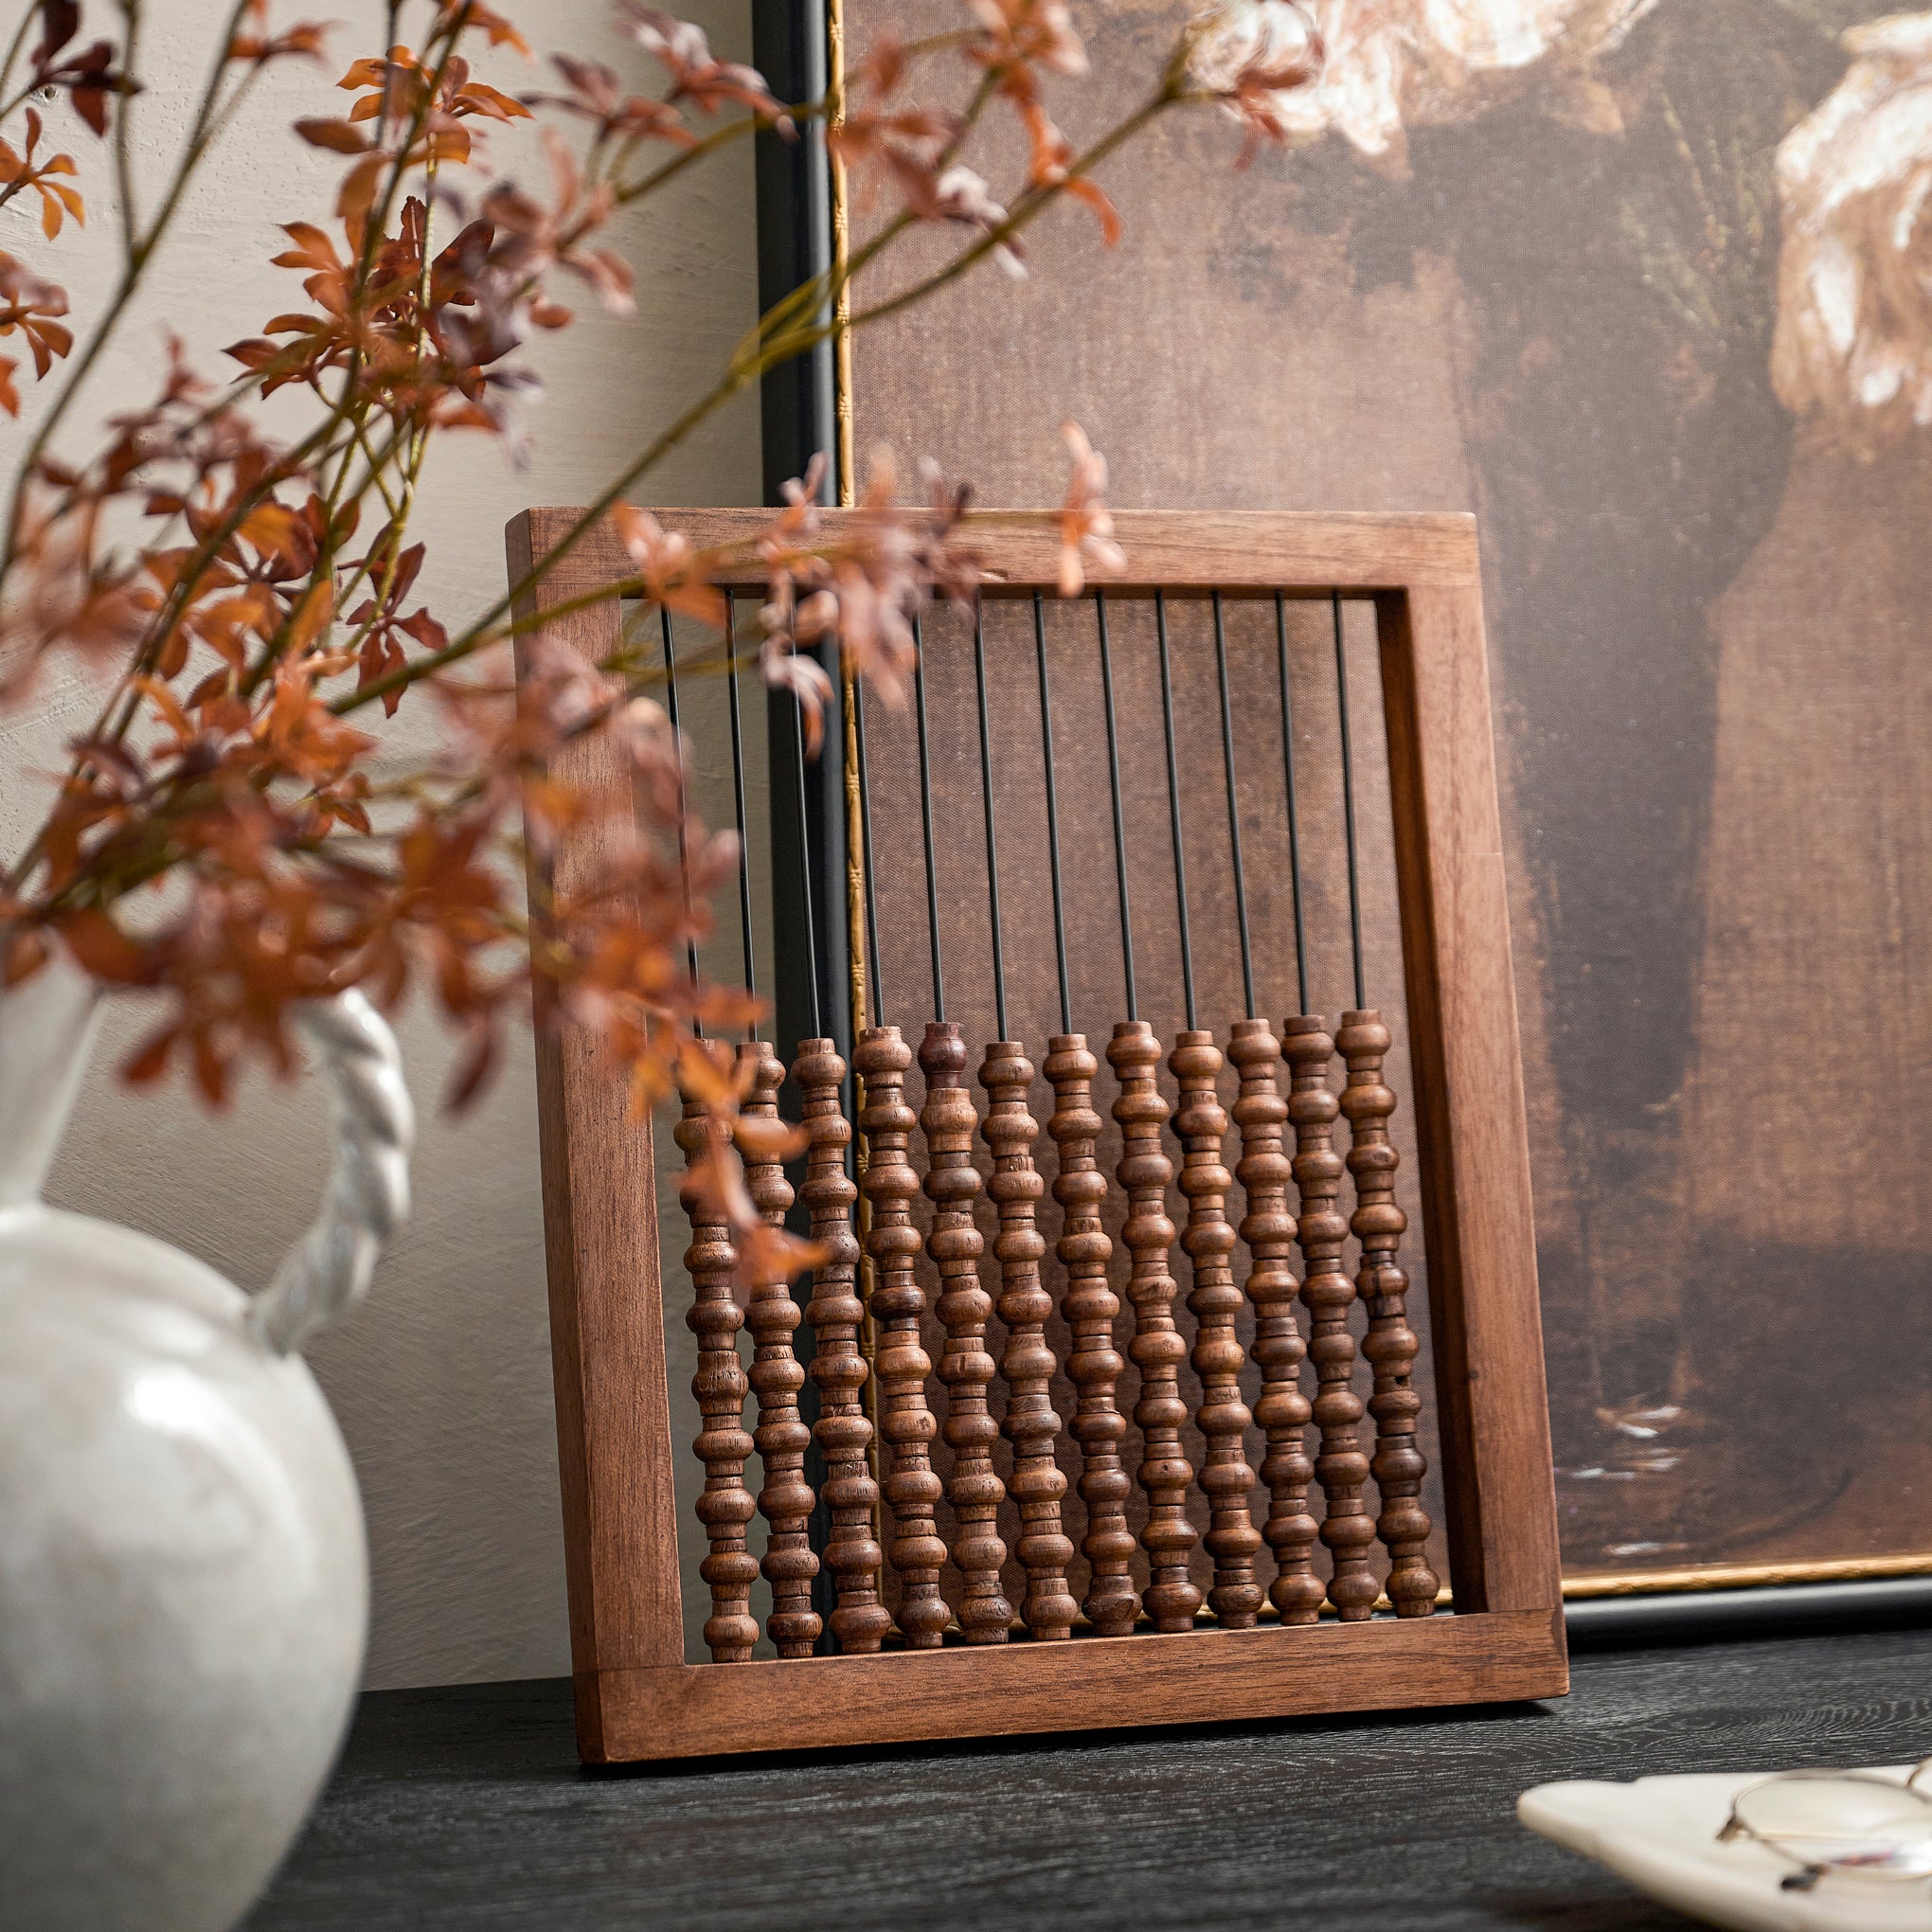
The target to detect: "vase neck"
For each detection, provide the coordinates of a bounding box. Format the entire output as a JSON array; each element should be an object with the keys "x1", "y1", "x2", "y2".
[{"x1": 0, "y1": 954, "x2": 100, "y2": 1207}]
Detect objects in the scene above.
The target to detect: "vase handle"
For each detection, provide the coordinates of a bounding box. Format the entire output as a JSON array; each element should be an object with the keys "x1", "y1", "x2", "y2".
[{"x1": 246, "y1": 990, "x2": 415, "y2": 1357}]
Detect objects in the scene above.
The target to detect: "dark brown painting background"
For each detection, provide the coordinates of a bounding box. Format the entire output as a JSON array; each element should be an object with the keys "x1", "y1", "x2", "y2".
[{"x1": 845, "y1": 0, "x2": 1932, "y2": 1577}]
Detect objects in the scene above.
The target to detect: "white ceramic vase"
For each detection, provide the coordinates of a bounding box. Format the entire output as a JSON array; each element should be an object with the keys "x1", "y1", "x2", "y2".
[{"x1": 0, "y1": 957, "x2": 414, "y2": 1932}]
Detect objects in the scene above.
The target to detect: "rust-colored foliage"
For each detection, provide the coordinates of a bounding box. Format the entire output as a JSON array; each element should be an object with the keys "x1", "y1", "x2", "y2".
[{"x1": 0, "y1": 0, "x2": 1318, "y2": 1278}]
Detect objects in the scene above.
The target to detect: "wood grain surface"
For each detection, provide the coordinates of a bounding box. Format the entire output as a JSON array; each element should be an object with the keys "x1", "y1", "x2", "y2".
[
  {"x1": 509, "y1": 515, "x2": 684, "y2": 1750},
  {"x1": 513, "y1": 506, "x2": 1562, "y2": 1760},
  {"x1": 512, "y1": 506, "x2": 1480, "y2": 598},
  {"x1": 247, "y1": 1627, "x2": 1932, "y2": 1931},
  {"x1": 590, "y1": 1607, "x2": 1563, "y2": 1761}
]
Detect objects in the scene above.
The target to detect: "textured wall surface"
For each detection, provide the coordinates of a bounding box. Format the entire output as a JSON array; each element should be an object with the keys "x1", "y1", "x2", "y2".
[{"x1": 0, "y1": 0, "x2": 760, "y2": 1689}]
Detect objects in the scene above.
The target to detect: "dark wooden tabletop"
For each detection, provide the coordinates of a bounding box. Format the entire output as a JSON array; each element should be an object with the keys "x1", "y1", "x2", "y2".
[{"x1": 247, "y1": 1626, "x2": 1932, "y2": 1930}]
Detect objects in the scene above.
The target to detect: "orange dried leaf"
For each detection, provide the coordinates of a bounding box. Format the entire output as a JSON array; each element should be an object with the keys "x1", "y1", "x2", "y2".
[
  {"x1": 120, "y1": 1027, "x2": 175, "y2": 1085},
  {"x1": 295, "y1": 116, "x2": 369, "y2": 152},
  {"x1": 287, "y1": 578, "x2": 334, "y2": 653},
  {"x1": 55, "y1": 908, "x2": 145, "y2": 982},
  {"x1": 733, "y1": 1112, "x2": 805, "y2": 1162}
]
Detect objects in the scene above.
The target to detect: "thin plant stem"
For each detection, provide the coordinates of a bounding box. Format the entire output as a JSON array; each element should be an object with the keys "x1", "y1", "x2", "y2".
[
  {"x1": 0, "y1": 0, "x2": 258, "y2": 580},
  {"x1": 114, "y1": 0, "x2": 141, "y2": 259}
]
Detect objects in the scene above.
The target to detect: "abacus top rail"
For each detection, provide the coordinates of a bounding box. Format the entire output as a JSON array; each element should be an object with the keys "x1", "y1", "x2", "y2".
[{"x1": 511, "y1": 509, "x2": 1482, "y2": 599}]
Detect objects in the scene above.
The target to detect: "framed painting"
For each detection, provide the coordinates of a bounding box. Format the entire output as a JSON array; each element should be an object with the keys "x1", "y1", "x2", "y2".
[{"x1": 798, "y1": 0, "x2": 1932, "y2": 1600}]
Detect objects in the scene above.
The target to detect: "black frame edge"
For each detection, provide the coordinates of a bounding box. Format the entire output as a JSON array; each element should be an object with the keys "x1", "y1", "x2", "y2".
[{"x1": 1565, "y1": 1576, "x2": 1932, "y2": 1651}]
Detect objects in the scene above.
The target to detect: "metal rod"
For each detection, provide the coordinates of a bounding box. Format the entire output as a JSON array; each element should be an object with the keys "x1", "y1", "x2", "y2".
[
  {"x1": 1155, "y1": 589, "x2": 1196, "y2": 1031},
  {"x1": 792, "y1": 678, "x2": 824, "y2": 1044},
  {"x1": 660, "y1": 607, "x2": 703, "y2": 1034},
  {"x1": 1214, "y1": 591, "x2": 1256, "y2": 1020},
  {"x1": 913, "y1": 611, "x2": 946, "y2": 1024},
  {"x1": 1096, "y1": 589, "x2": 1137, "y2": 1021},
  {"x1": 852, "y1": 675, "x2": 885, "y2": 1028},
  {"x1": 1034, "y1": 590, "x2": 1074, "y2": 1038},
  {"x1": 973, "y1": 598, "x2": 1010, "y2": 1044},
  {"x1": 1277, "y1": 592, "x2": 1310, "y2": 1016},
  {"x1": 1333, "y1": 590, "x2": 1367, "y2": 1011},
  {"x1": 723, "y1": 601, "x2": 759, "y2": 1038}
]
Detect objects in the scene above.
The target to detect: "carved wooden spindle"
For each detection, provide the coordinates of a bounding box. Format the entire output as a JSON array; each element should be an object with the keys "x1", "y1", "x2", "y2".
[
  {"x1": 1228, "y1": 1018, "x2": 1322, "y2": 1626},
  {"x1": 675, "y1": 1090, "x2": 758, "y2": 1663},
  {"x1": 1046, "y1": 1033, "x2": 1139, "y2": 1637},
  {"x1": 737, "y1": 1041, "x2": 821, "y2": 1658},
  {"x1": 1284, "y1": 1015, "x2": 1378, "y2": 1620},
  {"x1": 1337, "y1": 1010, "x2": 1439, "y2": 1619},
  {"x1": 919, "y1": 1023, "x2": 1010, "y2": 1644},
  {"x1": 798, "y1": 1038, "x2": 891, "y2": 1654},
  {"x1": 1171, "y1": 1029, "x2": 1261, "y2": 1627},
  {"x1": 1109, "y1": 1019, "x2": 1201, "y2": 1633},
  {"x1": 980, "y1": 1040, "x2": 1076, "y2": 1641},
  {"x1": 854, "y1": 1025, "x2": 948, "y2": 1648}
]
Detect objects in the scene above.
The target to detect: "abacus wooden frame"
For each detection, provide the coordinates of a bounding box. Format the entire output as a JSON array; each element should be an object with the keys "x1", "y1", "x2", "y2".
[{"x1": 508, "y1": 504, "x2": 1567, "y2": 1765}]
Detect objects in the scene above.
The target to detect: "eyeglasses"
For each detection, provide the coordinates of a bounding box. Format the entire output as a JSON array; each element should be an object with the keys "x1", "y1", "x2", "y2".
[{"x1": 1717, "y1": 1761, "x2": 1932, "y2": 1891}]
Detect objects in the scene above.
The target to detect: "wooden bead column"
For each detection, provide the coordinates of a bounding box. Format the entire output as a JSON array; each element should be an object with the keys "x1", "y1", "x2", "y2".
[
  {"x1": 855, "y1": 1024, "x2": 948, "y2": 1647},
  {"x1": 1110, "y1": 1019, "x2": 1202, "y2": 1633},
  {"x1": 1284, "y1": 1015, "x2": 1378, "y2": 1620},
  {"x1": 1337, "y1": 1010, "x2": 1439, "y2": 1619},
  {"x1": 739, "y1": 1041, "x2": 820, "y2": 1657},
  {"x1": 675, "y1": 1089, "x2": 759, "y2": 1663},
  {"x1": 797, "y1": 1038, "x2": 890, "y2": 1653},
  {"x1": 1172, "y1": 1029, "x2": 1261, "y2": 1627},
  {"x1": 921, "y1": 1021, "x2": 1011, "y2": 1644},
  {"x1": 1047, "y1": 1034, "x2": 1138, "y2": 1637},
  {"x1": 981, "y1": 1040, "x2": 1076, "y2": 1641},
  {"x1": 1229, "y1": 1017, "x2": 1323, "y2": 1626}
]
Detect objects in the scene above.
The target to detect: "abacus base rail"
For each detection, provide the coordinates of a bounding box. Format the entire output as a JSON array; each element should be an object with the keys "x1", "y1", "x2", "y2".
[{"x1": 577, "y1": 1608, "x2": 1566, "y2": 1762}]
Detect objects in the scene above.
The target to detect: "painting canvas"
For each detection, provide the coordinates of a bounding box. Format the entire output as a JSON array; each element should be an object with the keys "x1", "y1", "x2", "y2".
[{"x1": 840, "y1": 0, "x2": 1932, "y2": 1581}]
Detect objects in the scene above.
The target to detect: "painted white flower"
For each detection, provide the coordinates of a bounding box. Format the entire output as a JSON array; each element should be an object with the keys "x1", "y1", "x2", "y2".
[
  {"x1": 931, "y1": 166, "x2": 1028, "y2": 278},
  {"x1": 1186, "y1": 1, "x2": 1325, "y2": 156},
  {"x1": 1773, "y1": 15, "x2": 1932, "y2": 436},
  {"x1": 1190, "y1": 0, "x2": 1655, "y2": 170}
]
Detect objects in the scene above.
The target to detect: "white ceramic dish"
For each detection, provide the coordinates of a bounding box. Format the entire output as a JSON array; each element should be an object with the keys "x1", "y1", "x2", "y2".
[{"x1": 1520, "y1": 1764, "x2": 1932, "y2": 1931}]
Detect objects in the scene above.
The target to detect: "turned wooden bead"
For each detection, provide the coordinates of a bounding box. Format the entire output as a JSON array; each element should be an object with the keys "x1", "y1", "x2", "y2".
[
  {"x1": 738, "y1": 1041, "x2": 821, "y2": 1658},
  {"x1": 855, "y1": 1025, "x2": 948, "y2": 1647},
  {"x1": 1284, "y1": 1014, "x2": 1378, "y2": 1621},
  {"x1": 921, "y1": 1022, "x2": 1011, "y2": 1645},
  {"x1": 1109, "y1": 1019, "x2": 1201, "y2": 1633},
  {"x1": 1046, "y1": 1033, "x2": 1139, "y2": 1637},
  {"x1": 1338, "y1": 1010, "x2": 1438, "y2": 1620},
  {"x1": 1172, "y1": 1029, "x2": 1261, "y2": 1627},
  {"x1": 676, "y1": 1082, "x2": 759, "y2": 1663},
  {"x1": 798, "y1": 1038, "x2": 891, "y2": 1655},
  {"x1": 1229, "y1": 1016, "x2": 1322, "y2": 1627},
  {"x1": 980, "y1": 1040, "x2": 1076, "y2": 1641}
]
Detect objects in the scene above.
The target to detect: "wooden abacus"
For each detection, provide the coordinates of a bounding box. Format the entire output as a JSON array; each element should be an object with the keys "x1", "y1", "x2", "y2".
[{"x1": 509, "y1": 508, "x2": 1565, "y2": 1763}]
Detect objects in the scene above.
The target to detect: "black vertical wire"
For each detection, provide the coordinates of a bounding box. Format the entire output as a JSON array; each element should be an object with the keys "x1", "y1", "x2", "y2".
[
  {"x1": 974, "y1": 599, "x2": 1010, "y2": 1043},
  {"x1": 1214, "y1": 591, "x2": 1256, "y2": 1020},
  {"x1": 1034, "y1": 590, "x2": 1074, "y2": 1038},
  {"x1": 780, "y1": 660, "x2": 827, "y2": 1646},
  {"x1": 852, "y1": 677, "x2": 885, "y2": 1029},
  {"x1": 722, "y1": 602, "x2": 760, "y2": 1039},
  {"x1": 1154, "y1": 589, "x2": 1197, "y2": 1031},
  {"x1": 791, "y1": 681, "x2": 824, "y2": 1043},
  {"x1": 1096, "y1": 590, "x2": 1138, "y2": 1020},
  {"x1": 1277, "y1": 592, "x2": 1311, "y2": 1017},
  {"x1": 788, "y1": 654, "x2": 829, "y2": 1651},
  {"x1": 912, "y1": 612, "x2": 945, "y2": 1024},
  {"x1": 660, "y1": 607, "x2": 703, "y2": 1035},
  {"x1": 1333, "y1": 590, "x2": 1368, "y2": 1011}
]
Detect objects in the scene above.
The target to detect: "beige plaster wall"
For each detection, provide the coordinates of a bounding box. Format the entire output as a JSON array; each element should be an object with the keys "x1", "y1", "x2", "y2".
[{"x1": 0, "y1": 0, "x2": 761, "y2": 1688}]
